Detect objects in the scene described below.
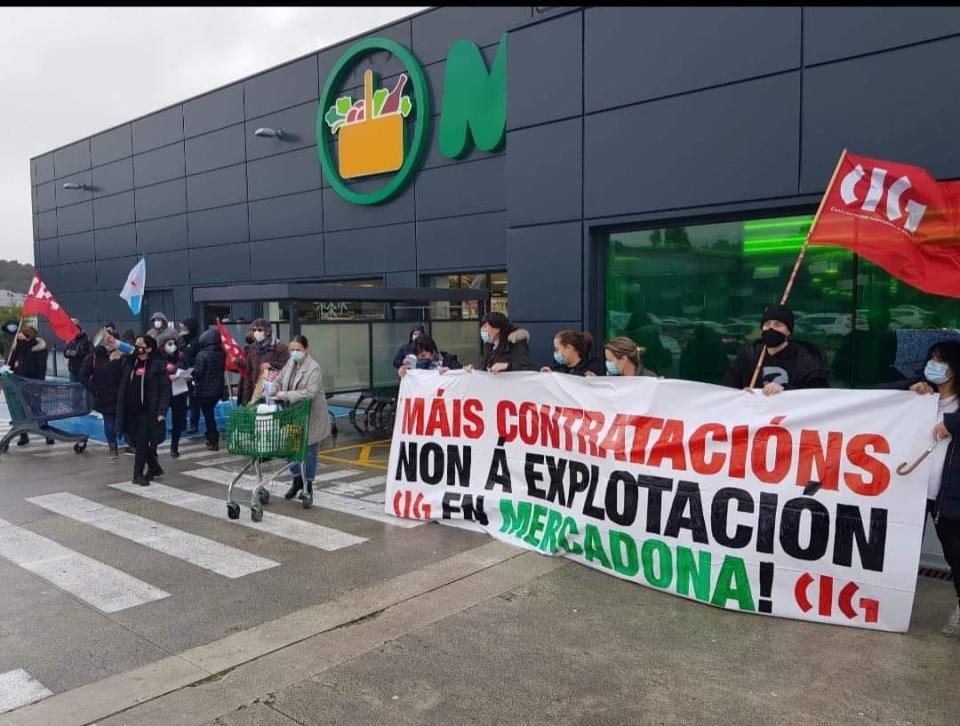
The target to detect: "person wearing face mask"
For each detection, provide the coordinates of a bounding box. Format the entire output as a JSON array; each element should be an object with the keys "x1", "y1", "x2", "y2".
[
  {"x1": 146, "y1": 312, "x2": 169, "y2": 340},
  {"x1": 585, "y1": 336, "x2": 657, "y2": 378},
  {"x1": 0, "y1": 319, "x2": 20, "y2": 363},
  {"x1": 892, "y1": 340, "x2": 960, "y2": 637},
  {"x1": 540, "y1": 330, "x2": 605, "y2": 377},
  {"x1": 272, "y1": 335, "x2": 331, "y2": 508},
  {"x1": 397, "y1": 334, "x2": 462, "y2": 378},
  {"x1": 177, "y1": 317, "x2": 203, "y2": 436},
  {"x1": 80, "y1": 328, "x2": 125, "y2": 460},
  {"x1": 191, "y1": 329, "x2": 226, "y2": 451},
  {"x1": 464, "y1": 312, "x2": 531, "y2": 374},
  {"x1": 239, "y1": 319, "x2": 289, "y2": 405},
  {"x1": 392, "y1": 324, "x2": 426, "y2": 370},
  {"x1": 158, "y1": 329, "x2": 189, "y2": 458},
  {"x1": 6, "y1": 325, "x2": 55, "y2": 446},
  {"x1": 115, "y1": 336, "x2": 170, "y2": 485},
  {"x1": 721, "y1": 304, "x2": 829, "y2": 396}
]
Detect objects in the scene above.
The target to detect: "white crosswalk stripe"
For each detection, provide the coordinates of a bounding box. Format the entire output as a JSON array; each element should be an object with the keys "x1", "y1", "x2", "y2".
[
  {"x1": 0, "y1": 517, "x2": 169, "y2": 613},
  {"x1": 182, "y1": 468, "x2": 422, "y2": 528},
  {"x1": 110, "y1": 482, "x2": 368, "y2": 550},
  {"x1": 360, "y1": 491, "x2": 387, "y2": 504},
  {"x1": 195, "y1": 454, "x2": 248, "y2": 467},
  {"x1": 174, "y1": 447, "x2": 228, "y2": 461},
  {"x1": 0, "y1": 669, "x2": 54, "y2": 714},
  {"x1": 27, "y1": 493, "x2": 279, "y2": 579}
]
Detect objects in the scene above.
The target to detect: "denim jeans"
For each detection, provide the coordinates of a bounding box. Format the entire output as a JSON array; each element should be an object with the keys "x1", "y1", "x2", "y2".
[
  {"x1": 102, "y1": 412, "x2": 118, "y2": 447},
  {"x1": 290, "y1": 443, "x2": 319, "y2": 482}
]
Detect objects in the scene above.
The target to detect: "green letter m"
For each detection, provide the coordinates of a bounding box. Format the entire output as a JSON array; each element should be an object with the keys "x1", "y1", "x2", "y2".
[
  {"x1": 499, "y1": 498, "x2": 531, "y2": 538},
  {"x1": 439, "y1": 34, "x2": 507, "y2": 158}
]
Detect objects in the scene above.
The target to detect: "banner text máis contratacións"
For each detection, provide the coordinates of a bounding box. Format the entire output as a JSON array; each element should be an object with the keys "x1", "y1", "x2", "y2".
[{"x1": 385, "y1": 371, "x2": 937, "y2": 632}]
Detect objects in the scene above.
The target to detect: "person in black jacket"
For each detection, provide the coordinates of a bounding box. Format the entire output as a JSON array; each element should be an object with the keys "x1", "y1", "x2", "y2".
[
  {"x1": 7, "y1": 326, "x2": 54, "y2": 446},
  {"x1": 116, "y1": 336, "x2": 170, "y2": 485},
  {"x1": 191, "y1": 328, "x2": 226, "y2": 451},
  {"x1": 540, "y1": 330, "x2": 606, "y2": 377},
  {"x1": 64, "y1": 320, "x2": 92, "y2": 383},
  {"x1": 79, "y1": 330, "x2": 124, "y2": 460},
  {"x1": 721, "y1": 304, "x2": 829, "y2": 395},
  {"x1": 468, "y1": 312, "x2": 531, "y2": 374},
  {"x1": 396, "y1": 334, "x2": 462, "y2": 378},
  {"x1": 392, "y1": 324, "x2": 426, "y2": 369},
  {"x1": 178, "y1": 317, "x2": 203, "y2": 435},
  {"x1": 159, "y1": 329, "x2": 189, "y2": 458}
]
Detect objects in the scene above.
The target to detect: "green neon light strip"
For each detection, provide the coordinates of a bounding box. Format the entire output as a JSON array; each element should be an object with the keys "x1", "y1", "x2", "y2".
[{"x1": 742, "y1": 217, "x2": 814, "y2": 231}]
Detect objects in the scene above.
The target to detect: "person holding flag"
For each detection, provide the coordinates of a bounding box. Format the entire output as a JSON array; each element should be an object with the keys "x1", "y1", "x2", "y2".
[{"x1": 191, "y1": 328, "x2": 226, "y2": 451}]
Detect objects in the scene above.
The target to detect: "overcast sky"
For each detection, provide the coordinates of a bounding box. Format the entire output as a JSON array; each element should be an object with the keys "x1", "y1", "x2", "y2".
[{"x1": 0, "y1": 6, "x2": 427, "y2": 265}]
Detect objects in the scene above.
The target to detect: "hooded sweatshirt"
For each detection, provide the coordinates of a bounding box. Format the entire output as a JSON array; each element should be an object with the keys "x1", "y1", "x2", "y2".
[
  {"x1": 146, "y1": 312, "x2": 170, "y2": 340},
  {"x1": 192, "y1": 329, "x2": 226, "y2": 399}
]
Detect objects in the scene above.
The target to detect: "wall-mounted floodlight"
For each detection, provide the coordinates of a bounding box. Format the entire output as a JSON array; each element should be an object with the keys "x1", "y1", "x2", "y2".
[
  {"x1": 254, "y1": 127, "x2": 285, "y2": 139},
  {"x1": 62, "y1": 182, "x2": 87, "y2": 190}
]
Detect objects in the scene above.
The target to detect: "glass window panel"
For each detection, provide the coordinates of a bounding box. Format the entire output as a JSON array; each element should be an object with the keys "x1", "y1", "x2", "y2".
[
  {"x1": 371, "y1": 322, "x2": 419, "y2": 387},
  {"x1": 301, "y1": 322, "x2": 370, "y2": 393},
  {"x1": 604, "y1": 213, "x2": 960, "y2": 388},
  {"x1": 431, "y1": 321, "x2": 482, "y2": 369}
]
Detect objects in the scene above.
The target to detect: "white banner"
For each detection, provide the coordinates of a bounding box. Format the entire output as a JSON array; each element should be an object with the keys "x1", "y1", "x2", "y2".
[{"x1": 385, "y1": 371, "x2": 938, "y2": 632}]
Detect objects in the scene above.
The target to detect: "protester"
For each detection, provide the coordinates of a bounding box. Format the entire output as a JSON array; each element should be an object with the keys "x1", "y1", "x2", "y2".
[
  {"x1": 585, "y1": 336, "x2": 656, "y2": 378},
  {"x1": 178, "y1": 317, "x2": 202, "y2": 435},
  {"x1": 79, "y1": 329, "x2": 124, "y2": 460},
  {"x1": 0, "y1": 319, "x2": 20, "y2": 362},
  {"x1": 103, "y1": 322, "x2": 118, "y2": 339},
  {"x1": 239, "y1": 319, "x2": 289, "y2": 405},
  {"x1": 6, "y1": 325, "x2": 54, "y2": 446},
  {"x1": 392, "y1": 324, "x2": 426, "y2": 369},
  {"x1": 146, "y1": 312, "x2": 170, "y2": 340},
  {"x1": 721, "y1": 304, "x2": 829, "y2": 395},
  {"x1": 466, "y1": 312, "x2": 530, "y2": 373},
  {"x1": 159, "y1": 329, "x2": 189, "y2": 458},
  {"x1": 540, "y1": 330, "x2": 605, "y2": 376},
  {"x1": 397, "y1": 334, "x2": 462, "y2": 378},
  {"x1": 236, "y1": 326, "x2": 256, "y2": 407},
  {"x1": 191, "y1": 328, "x2": 226, "y2": 451},
  {"x1": 890, "y1": 340, "x2": 960, "y2": 637},
  {"x1": 116, "y1": 336, "x2": 170, "y2": 485},
  {"x1": 63, "y1": 319, "x2": 92, "y2": 383},
  {"x1": 120, "y1": 328, "x2": 136, "y2": 348},
  {"x1": 272, "y1": 335, "x2": 331, "y2": 508}
]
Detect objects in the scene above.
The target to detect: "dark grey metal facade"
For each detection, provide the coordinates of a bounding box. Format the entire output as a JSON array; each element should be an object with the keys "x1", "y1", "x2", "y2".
[{"x1": 31, "y1": 6, "x2": 960, "y2": 366}]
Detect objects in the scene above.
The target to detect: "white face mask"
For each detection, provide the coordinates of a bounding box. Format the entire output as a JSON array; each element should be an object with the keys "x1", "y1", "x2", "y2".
[
  {"x1": 164, "y1": 343, "x2": 178, "y2": 355},
  {"x1": 254, "y1": 331, "x2": 266, "y2": 343},
  {"x1": 153, "y1": 320, "x2": 164, "y2": 330}
]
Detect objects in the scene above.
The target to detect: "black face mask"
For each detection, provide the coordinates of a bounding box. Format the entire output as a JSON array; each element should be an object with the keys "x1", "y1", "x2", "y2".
[
  {"x1": 761, "y1": 329, "x2": 788, "y2": 348},
  {"x1": 136, "y1": 347, "x2": 148, "y2": 357}
]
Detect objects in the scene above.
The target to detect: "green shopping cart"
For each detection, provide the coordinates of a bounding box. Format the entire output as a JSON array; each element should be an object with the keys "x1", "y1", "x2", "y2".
[{"x1": 224, "y1": 399, "x2": 312, "y2": 521}]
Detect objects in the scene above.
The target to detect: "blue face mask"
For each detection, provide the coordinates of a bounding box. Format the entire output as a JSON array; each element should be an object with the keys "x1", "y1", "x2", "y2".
[
  {"x1": 553, "y1": 351, "x2": 567, "y2": 366},
  {"x1": 290, "y1": 350, "x2": 306, "y2": 363},
  {"x1": 480, "y1": 330, "x2": 493, "y2": 345},
  {"x1": 606, "y1": 361, "x2": 622, "y2": 376},
  {"x1": 925, "y1": 359, "x2": 951, "y2": 385}
]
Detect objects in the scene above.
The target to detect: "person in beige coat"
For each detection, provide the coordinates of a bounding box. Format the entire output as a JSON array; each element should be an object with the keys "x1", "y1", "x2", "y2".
[{"x1": 271, "y1": 335, "x2": 330, "y2": 508}]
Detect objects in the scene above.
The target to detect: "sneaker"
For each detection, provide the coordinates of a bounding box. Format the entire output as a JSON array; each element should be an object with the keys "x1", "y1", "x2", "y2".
[
  {"x1": 146, "y1": 466, "x2": 164, "y2": 480},
  {"x1": 132, "y1": 475, "x2": 150, "y2": 486},
  {"x1": 16, "y1": 434, "x2": 28, "y2": 446},
  {"x1": 943, "y1": 605, "x2": 960, "y2": 637},
  {"x1": 170, "y1": 447, "x2": 180, "y2": 459},
  {"x1": 45, "y1": 438, "x2": 55, "y2": 446},
  {"x1": 124, "y1": 445, "x2": 136, "y2": 456}
]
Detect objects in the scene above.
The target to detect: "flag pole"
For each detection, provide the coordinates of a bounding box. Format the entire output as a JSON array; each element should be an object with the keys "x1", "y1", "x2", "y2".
[{"x1": 748, "y1": 148, "x2": 849, "y2": 389}]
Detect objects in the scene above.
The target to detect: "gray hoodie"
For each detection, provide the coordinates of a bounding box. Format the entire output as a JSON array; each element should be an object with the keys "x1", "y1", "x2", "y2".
[{"x1": 146, "y1": 312, "x2": 170, "y2": 340}]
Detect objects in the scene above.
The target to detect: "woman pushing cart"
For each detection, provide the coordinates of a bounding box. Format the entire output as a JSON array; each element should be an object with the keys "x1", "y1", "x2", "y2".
[{"x1": 225, "y1": 334, "x2": 331, "y2": 521}]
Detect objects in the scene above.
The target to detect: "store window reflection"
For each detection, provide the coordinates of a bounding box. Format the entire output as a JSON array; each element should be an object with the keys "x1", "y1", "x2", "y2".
[{"x1": 603, "y1": 214, "x2": 960, "y2": 388}]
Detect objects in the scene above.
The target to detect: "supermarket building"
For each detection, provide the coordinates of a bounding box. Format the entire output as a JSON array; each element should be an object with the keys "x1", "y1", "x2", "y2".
[{"x1": 29, "y1": 6, "x2": 960, "y2": 390}]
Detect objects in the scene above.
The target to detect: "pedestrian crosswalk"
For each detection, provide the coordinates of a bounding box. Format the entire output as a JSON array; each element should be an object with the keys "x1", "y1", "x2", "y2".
[
  {"x1": 0, "y1": 517, "x2": 170, "y2": 613},
  {"x1": 27, "y1": 493, "x2": 280, "y2": 578},
  {"x1": 0, "y1": 669, "x2": 53, "y2": 714},
  {"x1": 110, "y1": 482, "x2": 370, "y2": 549}
]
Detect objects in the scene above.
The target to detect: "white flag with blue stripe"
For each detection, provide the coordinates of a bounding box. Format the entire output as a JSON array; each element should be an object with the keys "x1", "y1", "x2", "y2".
[{"x1": 120, "y1": 257, "x2": 146, "y2": 315}]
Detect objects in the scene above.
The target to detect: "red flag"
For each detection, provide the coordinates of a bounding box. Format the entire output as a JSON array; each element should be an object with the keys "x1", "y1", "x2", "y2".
[
  {"x1": 21, "y1": 273, "x2": 80, "y2": 342},
  {"x1": 216, "y1": 319, "x2": 247, "y2": 377},
  {"x1": 808, "y1": 151, "x2": 960, "y2": 297}
]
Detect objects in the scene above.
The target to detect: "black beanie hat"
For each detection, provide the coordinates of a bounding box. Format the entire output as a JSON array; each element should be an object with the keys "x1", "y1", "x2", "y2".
[{"x1": 761, "y1": 304, "x2": 795, "y2": 333}]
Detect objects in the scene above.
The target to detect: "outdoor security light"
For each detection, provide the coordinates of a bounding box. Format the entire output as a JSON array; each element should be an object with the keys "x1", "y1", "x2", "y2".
[
  {"x1": 62, "y1": 182, "x2": 87, "y2": 190},
  {"x1": 254, "y1": 127, "x2": 285, "y2": 139}
]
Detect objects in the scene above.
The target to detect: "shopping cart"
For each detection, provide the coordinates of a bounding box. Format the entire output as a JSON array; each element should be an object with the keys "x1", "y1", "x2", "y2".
[
  {"x1": 0, "y1": 373, "x2": 90, "y2": 458},
  {"x1": 224, "y1": 398, "x2": 312, "y2": 521}
]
